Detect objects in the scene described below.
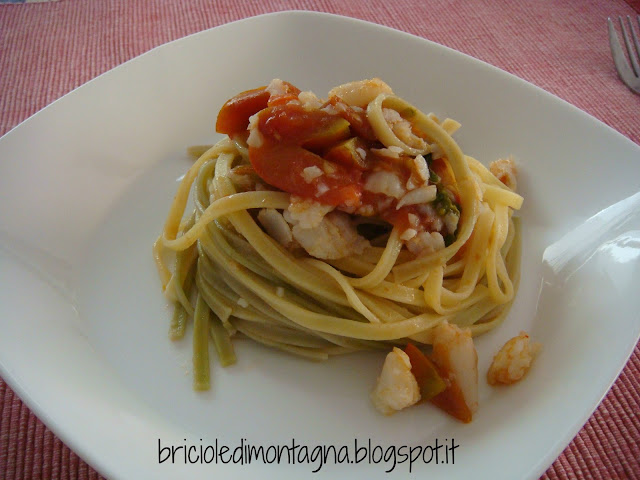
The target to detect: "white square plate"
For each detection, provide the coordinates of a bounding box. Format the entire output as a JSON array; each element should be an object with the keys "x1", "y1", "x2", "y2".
[{"x1": 1, "y1": 11, "x2": 639, "y2": 480}]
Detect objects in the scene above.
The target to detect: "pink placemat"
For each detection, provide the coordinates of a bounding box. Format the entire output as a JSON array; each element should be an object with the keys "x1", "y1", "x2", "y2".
[{"x1": 1, "y1": 1, "x2": 639, "y2": 479}]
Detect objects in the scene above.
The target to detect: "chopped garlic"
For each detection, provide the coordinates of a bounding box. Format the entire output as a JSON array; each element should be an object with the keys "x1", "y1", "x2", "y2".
[
  {"x1": 396, "y1": 185, "x2": 437, "y2": 209},
  {"x1": 246, "y1": 113, "x2": 264, "y2": 148},
  {"x1": 237, "y1": 298, "x2": 249, "y2": 308},
  {"x1": 298, "y1": 91, "x2": 323, "y2": 111},
  {"x1": 364, "y1": 170, "x2": 406, "y2": 199},
  {"x1": 413, "y1": 154, "x2": 430, "y2": 181},
  {"x1": 302, "y1": 166, "x2": 323, "y2": 183},
  {"x1": 400, "y1": 228, "x2": 418, "y2": 241}
]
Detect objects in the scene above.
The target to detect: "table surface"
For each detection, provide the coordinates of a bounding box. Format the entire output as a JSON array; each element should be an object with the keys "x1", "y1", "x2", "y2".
[{"x1": 1, "y1": 1, "x2": 639, "y2": 479}]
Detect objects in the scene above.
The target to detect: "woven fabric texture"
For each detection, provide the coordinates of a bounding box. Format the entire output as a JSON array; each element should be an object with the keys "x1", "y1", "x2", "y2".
[{"x1": 1, "y1": 1, "x2": 639, "y2": 479}]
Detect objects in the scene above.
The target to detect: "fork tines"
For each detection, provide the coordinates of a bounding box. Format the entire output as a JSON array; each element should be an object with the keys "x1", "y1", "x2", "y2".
[{"x1": 608, "y1": 15, "x2": 640, "y2": 94}]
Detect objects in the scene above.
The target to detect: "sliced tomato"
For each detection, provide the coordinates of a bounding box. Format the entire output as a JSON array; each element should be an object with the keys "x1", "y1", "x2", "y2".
[
  {"x1": 267, "y1": 81, "x2": 302, "y2": 107},
  {"x1": 430, "y1": 375, "x2": 473, "y2": 424},
  {"x1": 258, "y1": 104, "x2": 351, "y2": 151},
  {"x1": 404, "y1": 343, "x2": 446, "y2": 402},
  {"x1": 249, "y1": 143, "x2": 362, "y2": 206},
  {"x1": 428, "y1": 338, "x2": 476, "y2": 424},
  {"x1": 324, "y1": 137, "x2": 370, "y2": 170},
  {"x1": 327, "y1": 97, "x2": 378, "y2": 141},
  {"x1": 215, "y1": 87, "x2": 270, "y2": 136}
]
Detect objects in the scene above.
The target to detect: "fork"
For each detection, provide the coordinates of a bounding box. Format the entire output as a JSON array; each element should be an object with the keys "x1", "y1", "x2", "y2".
[{"x1": 608, "y1": 16, "x2": 640, "y2": 94}]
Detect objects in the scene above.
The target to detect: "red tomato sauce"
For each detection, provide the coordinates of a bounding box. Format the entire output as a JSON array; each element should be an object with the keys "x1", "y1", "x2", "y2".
[{"x1": 216, "y1": 84, "x2": 456, "y2": 235}]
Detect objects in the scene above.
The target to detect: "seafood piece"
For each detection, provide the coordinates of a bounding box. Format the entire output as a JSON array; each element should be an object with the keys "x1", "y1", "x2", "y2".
[
  {"x1": 489, "y1": 157, "x2": 518, "y2": 191},
  {"x1": 382, "y1": 107, "x2": 427, "y2": 151},
  {"x1": 430, "y1": 322, "x2": 478, "y2": 423},
  {"x1": 363, "y1": 170, "x2": 406, "y2": 199},
  {"x1": 371, "y1": 347, "x2": 421, "y2": 415},
  {"x1": 285, "y1": 196, "x2": 334, "y2": 229},
  {"x1": 405, "y1": 231, "x2": 445, "y2": 256},
  {"x1": 328, "y1": 78, "x2": 393, "y2": 108},
  {"x1": 290, "y1": 211, "x2": 369, "y2": 260},
  {"x1": 487, "y1": 332, "x2": 541, "y2": 385}
]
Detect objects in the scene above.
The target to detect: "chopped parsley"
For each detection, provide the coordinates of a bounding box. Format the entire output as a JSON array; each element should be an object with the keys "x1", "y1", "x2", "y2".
[{"x1": 433, "y1": 188, "x2": 460, "y2": 217}]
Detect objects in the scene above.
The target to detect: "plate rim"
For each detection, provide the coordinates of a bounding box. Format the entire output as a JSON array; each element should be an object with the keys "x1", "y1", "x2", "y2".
[{"x1": 1, "y1": 9, "x2": 639, "y2": 480}]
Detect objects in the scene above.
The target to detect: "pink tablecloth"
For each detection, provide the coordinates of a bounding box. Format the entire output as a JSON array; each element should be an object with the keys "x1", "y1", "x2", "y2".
[{"x1": 1, "y1": 1, "x2": 639, "y2": 479}]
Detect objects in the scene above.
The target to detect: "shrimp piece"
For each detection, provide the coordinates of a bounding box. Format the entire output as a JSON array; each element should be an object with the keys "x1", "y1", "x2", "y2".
[
  {"x1": 430, "y1": 322, "x2": 478, "y2": 422},
  {"x1": 328, "y1": 78, "x2": 393, "y2": 108},
  {"x1": 285, "y1": 196, "x2": 334, "y2": 229},
  {"x1": 371, "y1": 347, "x2": 421, "y2": 415},
  {"x1": 363, "y1": 170, "x2": 406, "y2": 199},
  {"x1": 382, "y1": 107, "x2": 427, "y2": 151},
  {"x1": 290, "y1": 211, "x2": 370, "y2": 260},
  {"x1": 489, "y1": 157, "x2": 518, "y2": 191},
  {"x1": 405, "y1": 231, "x2": 445, "y2": 256},
  {"x1": 487, "y1": 332, "x2": 541, "y2": 385}
]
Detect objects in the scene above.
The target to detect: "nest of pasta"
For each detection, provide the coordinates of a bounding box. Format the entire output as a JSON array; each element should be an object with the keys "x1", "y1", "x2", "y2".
[{"x1": 154, "y1": 78, "x2": 523, "y2": 391}]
